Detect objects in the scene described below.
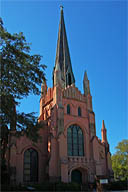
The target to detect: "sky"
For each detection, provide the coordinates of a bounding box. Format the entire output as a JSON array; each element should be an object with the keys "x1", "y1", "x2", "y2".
[{"x1": 1, "y1": 0, "x2": 127, "y2": 154}]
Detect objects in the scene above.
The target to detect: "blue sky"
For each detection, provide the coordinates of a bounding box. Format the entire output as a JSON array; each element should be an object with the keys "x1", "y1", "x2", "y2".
[{"x1": 1, "y1": 1, "x2": 127, "y2": 154}]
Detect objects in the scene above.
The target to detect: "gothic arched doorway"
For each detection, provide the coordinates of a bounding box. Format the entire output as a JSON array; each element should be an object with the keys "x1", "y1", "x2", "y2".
[
  {"x1": 23, "y1": 148, "x2": 38, "y2": 182},
  {"x1": 71, "y1": 169, "x2": 82, "y2": 184}
]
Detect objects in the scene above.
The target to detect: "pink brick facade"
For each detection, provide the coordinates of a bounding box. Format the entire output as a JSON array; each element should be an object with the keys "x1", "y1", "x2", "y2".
[{"x1": 7, "y1": 8, "x2": 113, "y2": 184}]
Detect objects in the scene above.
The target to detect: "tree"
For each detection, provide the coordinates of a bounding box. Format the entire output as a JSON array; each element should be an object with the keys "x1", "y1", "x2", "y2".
[
  {"x1": 0, "y1": 17, "x2": 46, "y2": 185},
  {"x1": 111, "y1": 139, "x2": 128, "y2": 181},
  {"x1": 0, "y1": 17, "x2": 46, "y2": 141}
]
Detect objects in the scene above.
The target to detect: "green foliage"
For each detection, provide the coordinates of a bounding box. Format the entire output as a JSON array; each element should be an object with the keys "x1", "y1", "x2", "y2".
[
  {"x1": 0, "y1": 17, "x2": 46, "y2": 140},
  {"x1": 25, "y1": 182, "x2": 81, "y2": 191},
  {"x1": 1, "y1": 184, "x2": 28, "y2": 191},
  {"x1": 55, "y1": 182, "x2": 81, "y2": 191},
  {"x1": 1, "y1": 182, "x2": 82, "y2": 191},
  {"x1": 112, "y1": 139, "x2": 128, "y2": 181},
  {"x1": 105, "y1": 180, "x2": 128, "y2": 191},
  {"x1": 1, "y1": 158, "x2": 10, "y2": 185}
]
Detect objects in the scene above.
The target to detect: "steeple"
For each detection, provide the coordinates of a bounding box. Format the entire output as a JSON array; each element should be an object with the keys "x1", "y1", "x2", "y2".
[{"x1": 53, "y1": 6, "x2": 75, "y2": 88}]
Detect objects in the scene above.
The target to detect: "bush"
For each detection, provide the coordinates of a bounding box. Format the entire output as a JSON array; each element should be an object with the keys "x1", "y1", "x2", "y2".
[
  {"x1": 1, "y1": 184, "x2": 28, "y2": 191},
  {"x1": 27, "y1": 182, "x2": 55, "y2": 191},
  {"x1": 1, "y1": 159, "x2": 10, "y2": 185},
  {"x1": 56, "y1": 182, "x2": 81, "y2": 191},
  {"x1": 25, "y1": 182, "x2": 82, "y2": 191},
  {"x1": 105, "y1": 180, "x2": 128, "y2": 191}
]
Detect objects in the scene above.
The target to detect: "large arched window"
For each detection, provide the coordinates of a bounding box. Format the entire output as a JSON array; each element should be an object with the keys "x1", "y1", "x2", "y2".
[
  {"x1": 67, "y1": 125, "x2": 84, "y2": 156},
  {"x1": 78, "y1": 107, "x2": 81, "y2": 117},
  {"x1": 67, "y1": 104, "x2": 70, "y2": 114},
  {"x1": 24, "y1": 148, "x2": 38, "y2": 182}
]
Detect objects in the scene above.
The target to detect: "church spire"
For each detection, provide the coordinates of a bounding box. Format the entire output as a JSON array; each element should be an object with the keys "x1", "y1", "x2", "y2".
[{"x1": 53, "y1": 6, "x2": 75, "y2": 87}]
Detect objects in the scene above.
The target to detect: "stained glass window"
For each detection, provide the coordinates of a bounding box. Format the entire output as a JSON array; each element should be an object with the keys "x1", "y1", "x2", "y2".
[
  {"x1": 24, "y1": 148, "x2": 38, "y2": 182},
  {"x1": 67, "y1": 125, "x2": 84, "y2": 156}
]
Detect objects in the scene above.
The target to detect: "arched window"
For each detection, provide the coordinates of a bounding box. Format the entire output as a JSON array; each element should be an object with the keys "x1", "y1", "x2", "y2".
[
  {"x1": 67, "y1": 104, "x2": 70, "y2": 114},
  {"x1": 24, "y1": 148, "x2": 38, "y2": 182},
  {"x1": 78, "y1": 107, "x2": 81, "y2": 116},
  {"x1": 67, "y1": 125, "x2": 84, "y2": 156}
]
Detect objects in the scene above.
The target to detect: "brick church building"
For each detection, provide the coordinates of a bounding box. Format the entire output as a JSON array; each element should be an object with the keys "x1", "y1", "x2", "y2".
[{"x1": 7, "y1": 7, "x2": 113, "y2": 184}]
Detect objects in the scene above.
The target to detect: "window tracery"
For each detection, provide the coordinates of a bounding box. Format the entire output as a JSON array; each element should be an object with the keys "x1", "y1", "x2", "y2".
[
  {"x1": 67, "y1": 125, "x2": 84, "y2": 156},
  {"x1": 24, "y1": 148, "x2": 38, "y2": 182}
]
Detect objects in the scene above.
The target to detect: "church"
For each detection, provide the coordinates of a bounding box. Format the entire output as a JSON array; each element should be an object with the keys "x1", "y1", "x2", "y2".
[{"x1": 7, "y1": 7, "x2": 113, "y2": 184}]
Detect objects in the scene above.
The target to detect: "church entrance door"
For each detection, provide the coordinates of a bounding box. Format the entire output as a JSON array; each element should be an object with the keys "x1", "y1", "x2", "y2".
[{"x1": 71, "y1": 169, "x2": 82, "y2": 184}]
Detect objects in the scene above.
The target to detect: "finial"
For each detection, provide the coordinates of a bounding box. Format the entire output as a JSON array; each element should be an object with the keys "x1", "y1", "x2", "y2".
[
  {"x1": 60, "y1": 5, "x2": 64, "y2": 11},
  {"x1": 84, "y1": 70, "x2": 88, "y2": 81},
  {"x1": 102, "y1": 120, "x2": 106, "y2": 129}
]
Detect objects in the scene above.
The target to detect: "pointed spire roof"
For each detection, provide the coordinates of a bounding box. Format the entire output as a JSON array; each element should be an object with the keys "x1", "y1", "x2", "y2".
[
  {"x1": 83, "y1": 71, "x2": 90, "y2": 96},
  {"x1": 54, "y1": 6, "x2": 75, "y2": 87},
  {"x1": 101, "y1": 120, "x2": 108, "y2": 144},
  {"x1": 102, "y1": 120, "x2": 106, "y2": 130},
  {"x1": 83, "y1": 71, "x2": 88, "y2": 81}
]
